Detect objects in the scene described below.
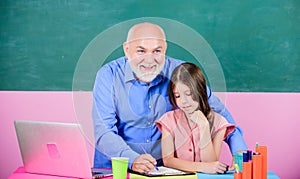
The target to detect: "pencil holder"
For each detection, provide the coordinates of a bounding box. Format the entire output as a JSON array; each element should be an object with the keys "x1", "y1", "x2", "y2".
[
  {"x1": 256, "y1": 146, "x2": 268, "y2": 179},
  {"x1": 242, "y1": 161, "x2": 252, "y2": 179},
  {"x1": 234, "y1": 172, "x2": 242, "y2": 179},
  {"x1": 253, "y1": 152, "x2": 263, "y2": 179}
]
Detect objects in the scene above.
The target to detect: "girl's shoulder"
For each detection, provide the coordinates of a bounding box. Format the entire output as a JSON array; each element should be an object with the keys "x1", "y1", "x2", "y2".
[
  {"x1": 158, "y1": 109, "x2": 181, "y2": 123},
  {"x1": 156, "y1": 109, "x2": 183, "y2": 133},
  {"x1": 210, "y1": 111, "x2": 235, "y2": 138},
  {"x1": 211, "y1": 112, "x2": 228, "y2": 124}
]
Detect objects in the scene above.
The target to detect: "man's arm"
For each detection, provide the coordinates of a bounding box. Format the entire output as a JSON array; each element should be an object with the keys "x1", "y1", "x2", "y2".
[
  {"x1": 92, "y1": 65, "x2": 139, "y2": 168},
  {"x1": 206, "y1": 86, "x2": 248, "y2": 154}
]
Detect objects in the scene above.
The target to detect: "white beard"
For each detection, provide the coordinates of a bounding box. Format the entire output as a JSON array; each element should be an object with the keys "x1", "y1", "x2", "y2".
[{"x1": 131, "y1": 62, "x2": 164, "y2": 83}]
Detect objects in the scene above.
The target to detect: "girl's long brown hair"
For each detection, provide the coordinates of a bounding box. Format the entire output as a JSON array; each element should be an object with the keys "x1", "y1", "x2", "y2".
[{"x1": 168, "y1": 62, "x2": 212, "y2": 119}]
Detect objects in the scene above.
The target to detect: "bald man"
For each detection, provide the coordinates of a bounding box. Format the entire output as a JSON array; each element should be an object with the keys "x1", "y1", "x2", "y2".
[{"x1": 92, "y1": 22, "x2": 247, "y2": 173}]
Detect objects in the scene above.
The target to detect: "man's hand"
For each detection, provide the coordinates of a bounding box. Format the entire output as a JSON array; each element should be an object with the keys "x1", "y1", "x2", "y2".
[{"x1": 131, "y1": 154, "x2": 157, "y2": 173}]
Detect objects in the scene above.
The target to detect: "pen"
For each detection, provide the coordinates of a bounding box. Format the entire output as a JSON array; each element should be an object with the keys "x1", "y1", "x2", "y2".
[{"x1": 139, "y1": 145, "x2": 159, "y2": 171}]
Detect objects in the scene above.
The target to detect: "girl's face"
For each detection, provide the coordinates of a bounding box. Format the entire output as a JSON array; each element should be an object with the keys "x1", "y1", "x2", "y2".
[{"x1": 173, "y1": 81, "x2": 199, "y2": 115}]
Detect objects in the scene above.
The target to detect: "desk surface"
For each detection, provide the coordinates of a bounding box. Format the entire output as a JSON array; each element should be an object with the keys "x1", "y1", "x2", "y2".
[{"x1": 9, "y1": 167, "x2": 280, "y2": 179}]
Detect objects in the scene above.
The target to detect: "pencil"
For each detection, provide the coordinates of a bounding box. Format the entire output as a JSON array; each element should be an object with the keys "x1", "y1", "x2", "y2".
[{"x1": 139, "y1": 145, "x2": 159, "y2": 171}]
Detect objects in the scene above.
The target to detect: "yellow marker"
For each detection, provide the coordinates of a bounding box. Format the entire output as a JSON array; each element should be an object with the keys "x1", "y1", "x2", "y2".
[{"x1": 234, "y1": 164, "x2": 240, "y2": 173}]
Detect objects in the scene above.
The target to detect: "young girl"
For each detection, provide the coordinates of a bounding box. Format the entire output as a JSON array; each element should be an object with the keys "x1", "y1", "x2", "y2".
[{"x1": 156, "y1": 62, "x2": 235, "y2": 174}]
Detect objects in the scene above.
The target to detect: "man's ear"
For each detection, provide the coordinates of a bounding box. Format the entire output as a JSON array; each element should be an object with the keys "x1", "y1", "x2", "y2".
[
  {"x1": 165, "y1": 41, "x2": 168, "y2": 51},
  {"x1": 123, "y1": 42, "x2": 129, "y2": 58}
]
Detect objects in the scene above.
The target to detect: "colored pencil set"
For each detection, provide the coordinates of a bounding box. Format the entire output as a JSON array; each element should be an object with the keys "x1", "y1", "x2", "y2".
[{"x1": 234, "y1": 143, "x2": 268, "y2": 179}]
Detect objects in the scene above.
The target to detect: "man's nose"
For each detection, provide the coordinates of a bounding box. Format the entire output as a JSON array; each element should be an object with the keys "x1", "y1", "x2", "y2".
[{"x1": 144, "y1": 54, "x2": 155, "y2": 63}]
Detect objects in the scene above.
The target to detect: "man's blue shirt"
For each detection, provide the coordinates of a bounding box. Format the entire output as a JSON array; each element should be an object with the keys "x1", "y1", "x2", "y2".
[{"x1": 92, "y1": 56, "x2": 247, "y2": 168}]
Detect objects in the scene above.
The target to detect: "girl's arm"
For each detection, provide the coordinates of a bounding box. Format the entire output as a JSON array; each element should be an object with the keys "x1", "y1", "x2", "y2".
[
  {"x1": 187, "y1": 110, "x2": 225, "y2": 162},
  {"x1": 199, "y1": 125, "x2": 226, "y2": 162},
  {"x1": 161, "y1": 128, "x2": 228, "y2": 173}
]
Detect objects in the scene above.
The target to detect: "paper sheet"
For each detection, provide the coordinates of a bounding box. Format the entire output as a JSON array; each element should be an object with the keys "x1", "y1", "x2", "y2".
[{"x1": 147, "y1": 166, "x2": 189, "y2": 176}]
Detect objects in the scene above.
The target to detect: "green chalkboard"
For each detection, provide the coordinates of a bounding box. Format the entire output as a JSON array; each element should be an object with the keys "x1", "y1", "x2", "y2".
[{"x1": 1, "y1": 0, "x2": 299, "y2": 92}]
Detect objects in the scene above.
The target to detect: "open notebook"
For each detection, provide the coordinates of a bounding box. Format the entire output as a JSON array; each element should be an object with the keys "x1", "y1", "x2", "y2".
[{"x1": 131, "y1": 166, "x2": 195, "y2": 177}]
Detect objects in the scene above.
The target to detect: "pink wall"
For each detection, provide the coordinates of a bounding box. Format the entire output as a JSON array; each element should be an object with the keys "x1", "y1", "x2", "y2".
[
  {"x1": 224, "y1": 92, "x2": 300, "y2": 178},
  {"x1": 0, "y1": 91, "x2": 299, "y2": 178},
  {"x1": 0, "y1": 91, "x2": 94, "y2": 179}
]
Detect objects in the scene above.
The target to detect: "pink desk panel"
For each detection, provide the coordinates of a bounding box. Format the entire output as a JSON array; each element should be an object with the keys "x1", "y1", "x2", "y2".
[{"x1": 8, "y1": 167, "x2": 124, "y2": 179}]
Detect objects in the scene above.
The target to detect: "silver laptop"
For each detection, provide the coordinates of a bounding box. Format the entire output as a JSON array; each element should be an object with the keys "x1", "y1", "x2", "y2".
[{"x1": 14, "y1": 120, "x2": 112, "y2": 178}]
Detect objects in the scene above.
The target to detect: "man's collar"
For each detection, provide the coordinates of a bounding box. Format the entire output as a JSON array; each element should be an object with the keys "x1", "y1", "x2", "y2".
[{"x1": 124, "y1": 61, "x2": 135, "y2": 82}]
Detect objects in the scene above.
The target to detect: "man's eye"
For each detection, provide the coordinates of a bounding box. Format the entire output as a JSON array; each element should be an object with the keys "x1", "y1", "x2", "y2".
[
  {"x1": 154, "y1": 49, "x2": 161, "y2": 54},
  {"x1": 174, "y1": 95, "x2": 180, "y2": 98},
  {"x1": 137, "y1": 49, "x2": 145, "y2": 54}
]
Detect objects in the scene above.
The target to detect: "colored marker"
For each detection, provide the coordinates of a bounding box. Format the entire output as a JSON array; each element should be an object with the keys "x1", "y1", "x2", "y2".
[
  {"x1": 253, "y1": 152, "x2": 260, "y2": 155},
  {"x1": 243, "y1": 151, "x2": 248, "y2": 162},
  {"x1": 247, "y1": 150, "x2": 252, "y2": 161},
  {"x1": 234, "y1": 164, "x2": 240, "y2": 173}
]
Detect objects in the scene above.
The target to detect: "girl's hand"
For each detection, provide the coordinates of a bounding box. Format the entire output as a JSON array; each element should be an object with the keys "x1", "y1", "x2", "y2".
[
  {"x1": 187, "y1": 110, "x2": 209, "y2": 126},
  {"x1": 199, "y1": 161, "x2": 228, "y2": 174}
]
